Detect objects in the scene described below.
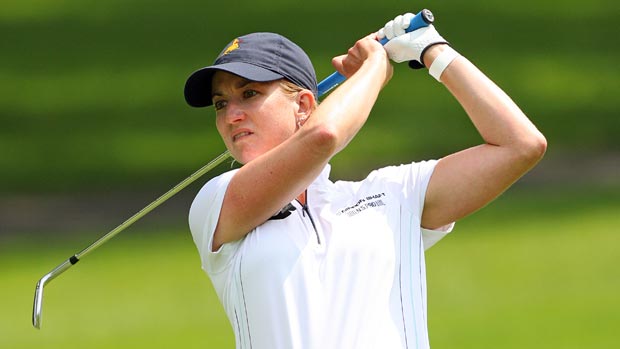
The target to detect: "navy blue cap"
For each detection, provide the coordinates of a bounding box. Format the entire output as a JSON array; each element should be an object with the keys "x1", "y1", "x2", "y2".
[{"x1": 184, "y1": 32, "x2": 318, "y2": 108}]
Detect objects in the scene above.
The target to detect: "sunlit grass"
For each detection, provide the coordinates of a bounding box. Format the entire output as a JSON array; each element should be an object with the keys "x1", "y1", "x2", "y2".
[
  {"x1": 2, "y1": 187, "x2": 618, "y2": 348},
  {"x1": 1, "y1": 230, "x2": 233, "y2": 349},
  {"x1": 427, "y1": 188, "x2": 620, "y2": 348}
]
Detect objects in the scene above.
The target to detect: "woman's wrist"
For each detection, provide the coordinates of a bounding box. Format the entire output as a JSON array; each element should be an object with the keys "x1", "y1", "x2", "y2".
[
  {"x1": 424, "y1": 44, "x2": 461, "y2": 82},
  {"x1": 422, "y1": 44, "x2": 449, "y2": 69},
  {"x1": 362, "y1": 51, "x2": 394, "y2": 86}
]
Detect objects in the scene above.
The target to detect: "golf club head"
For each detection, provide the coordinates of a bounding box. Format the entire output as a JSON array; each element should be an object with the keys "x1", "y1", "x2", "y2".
[
  {"x1": 32, "y1": 258, "x2": 75, "y2": 329},
  {"x1": 33, "y1": 277, "x2": 46, "y2": 329}
]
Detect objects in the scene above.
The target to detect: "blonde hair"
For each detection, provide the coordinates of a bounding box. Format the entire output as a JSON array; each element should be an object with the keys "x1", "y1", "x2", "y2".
[{"x1": 279, "y1": 80, "x2": 318, "y2": 110}]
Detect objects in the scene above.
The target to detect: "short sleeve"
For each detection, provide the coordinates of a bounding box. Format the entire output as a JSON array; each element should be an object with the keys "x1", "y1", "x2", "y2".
[
  {"x1": 188, "y1": 169, "x2": 240, "y2": 274},
  {"x1": 368, "y1": 160, "x2": 454, "y2": 250}
]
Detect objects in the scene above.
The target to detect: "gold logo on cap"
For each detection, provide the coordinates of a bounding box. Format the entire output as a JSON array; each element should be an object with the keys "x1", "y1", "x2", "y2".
[{"x1": 223, "y1": 38, "x2": 240, "y2": 55}]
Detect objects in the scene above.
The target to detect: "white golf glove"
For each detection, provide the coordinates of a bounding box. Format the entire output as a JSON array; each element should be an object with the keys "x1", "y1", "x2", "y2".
[{"x1": 377, "y1": 13, "x2": 448, "y2": 68}]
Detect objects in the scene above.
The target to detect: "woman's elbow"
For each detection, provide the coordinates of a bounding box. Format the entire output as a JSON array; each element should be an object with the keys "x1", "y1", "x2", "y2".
[
  {"x1": 520, "y1": 129, "x2": 548, "y2": 166},
  {"x1": 304, "y1": 124, "x2": 341, "y2": 156}
]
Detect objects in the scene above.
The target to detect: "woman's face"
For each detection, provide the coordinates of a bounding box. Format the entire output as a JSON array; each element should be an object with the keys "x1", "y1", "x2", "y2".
[{"x1": 211, "y1": 71, "x2": 300, "y2": 164}]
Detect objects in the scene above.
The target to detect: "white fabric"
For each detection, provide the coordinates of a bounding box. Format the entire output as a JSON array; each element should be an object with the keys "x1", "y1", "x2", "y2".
[
  {"x1": 429, "y1": 46, "x2": 460, "y2": 82},
  {"x1": 189, "y1": 161, "x2": 454, "y2": 349}
]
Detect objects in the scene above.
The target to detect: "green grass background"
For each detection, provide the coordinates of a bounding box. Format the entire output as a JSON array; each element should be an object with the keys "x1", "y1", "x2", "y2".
[
  {"x1": 2, "y1": 0, "x2": 619, "y2": 347},
  {"x1": 2, "y1": 186, "x2": 618, "y2": 348}
]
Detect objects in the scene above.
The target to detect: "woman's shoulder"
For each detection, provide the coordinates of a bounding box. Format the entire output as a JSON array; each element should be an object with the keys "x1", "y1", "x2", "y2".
[
  {"x1": 329, "y1": 160, "x2": 439, "y2": 200},
  {"x1": 201, "y1": 168, "x2": 239, "y2": 193},
  {"x1": 336, "y1": 160, "x2": 439, "y2": 185},
  {"x1": 191, "y1": 168, "x2": 240, "y2": 210}
]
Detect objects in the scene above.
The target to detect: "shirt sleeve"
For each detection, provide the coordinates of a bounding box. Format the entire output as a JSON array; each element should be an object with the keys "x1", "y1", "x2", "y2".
[
  {"x1": 370, "y1": 160, "x2": 454, "y2": 250},
  {"x1": 415, "y1": 161, "x2": 454, "y2": 250},
  {"x1": 188, "y1": 169, "x2": 241, "y2": 274}
]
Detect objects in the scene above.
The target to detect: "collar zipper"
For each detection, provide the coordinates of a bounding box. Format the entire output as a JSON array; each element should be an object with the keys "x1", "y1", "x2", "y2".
[{"x1": 296, "y1": 190, "x2": 321, "y2": 245}]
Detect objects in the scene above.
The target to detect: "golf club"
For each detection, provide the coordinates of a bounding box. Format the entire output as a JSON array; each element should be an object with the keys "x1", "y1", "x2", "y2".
[
  {"x1": 32, "y1": 150, "x2": 231, "y2": 329},
  {"x1": 32, "y1": 9, "x2": 433, "y2": 329}
]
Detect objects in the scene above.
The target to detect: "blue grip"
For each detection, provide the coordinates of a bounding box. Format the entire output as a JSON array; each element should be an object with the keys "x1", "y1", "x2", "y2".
[
  {"x1": 318, "y1": 72, "x2": 347, "y2": 96},
  {"x1": 317, "y1": 9, "x2": 434, "y2": 97}
]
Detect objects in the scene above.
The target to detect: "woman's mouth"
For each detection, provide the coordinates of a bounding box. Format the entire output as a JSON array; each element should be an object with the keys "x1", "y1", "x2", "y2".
[{"x1": 233, "y1": 131, "x2": 252, "y2": 142}]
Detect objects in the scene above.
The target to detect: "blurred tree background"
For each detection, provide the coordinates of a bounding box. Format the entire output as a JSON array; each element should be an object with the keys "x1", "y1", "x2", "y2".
[{"x1": 1, "y1": 0, "x2": 618, "y2": 348}]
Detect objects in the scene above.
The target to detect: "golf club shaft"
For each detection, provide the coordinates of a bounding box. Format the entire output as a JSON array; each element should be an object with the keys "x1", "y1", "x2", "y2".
[
  {"x1": 32, "y1": 150, "x2": 231, "y2": 329},
  {"x1": 79, "y1": 150, "x2": 233, "y2": 260}
]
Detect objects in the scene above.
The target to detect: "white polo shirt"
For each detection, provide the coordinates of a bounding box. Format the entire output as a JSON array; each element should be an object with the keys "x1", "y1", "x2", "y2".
[{"x1": 189, "y1": 161, "x2": 453, "y2": 349}]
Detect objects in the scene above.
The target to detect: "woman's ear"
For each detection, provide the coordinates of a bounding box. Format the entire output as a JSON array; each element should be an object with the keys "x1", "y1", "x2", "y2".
[{"x1": 294, "y1": 90, "x2": 315, "y2": 124}]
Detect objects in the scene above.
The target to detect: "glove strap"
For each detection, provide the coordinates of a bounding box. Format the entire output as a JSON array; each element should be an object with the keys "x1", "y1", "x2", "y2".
[{"x1": 429, "y1": 46, "x2": 460, "y2": 82}]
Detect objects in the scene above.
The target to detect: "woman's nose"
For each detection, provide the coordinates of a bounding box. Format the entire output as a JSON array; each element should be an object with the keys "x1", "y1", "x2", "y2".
[{"x1": 224, "y1": 102, "x2": 246, "y2": 124}]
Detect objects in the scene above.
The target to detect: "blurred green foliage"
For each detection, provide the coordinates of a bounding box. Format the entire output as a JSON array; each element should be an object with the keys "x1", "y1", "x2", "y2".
[{"x1": 2, "y1": 0, "x2": 618, "y2": 193}]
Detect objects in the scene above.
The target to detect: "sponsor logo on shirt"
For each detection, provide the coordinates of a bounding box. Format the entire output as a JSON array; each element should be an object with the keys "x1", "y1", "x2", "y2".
[{"x1": 337, "y1": 192, "x2": 386, "y2": 217}]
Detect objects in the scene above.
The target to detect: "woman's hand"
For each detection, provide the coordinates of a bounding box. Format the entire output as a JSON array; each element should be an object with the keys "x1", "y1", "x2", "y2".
[{"x1": 331, "y1": 34, "x2": 393, "y2": 87}]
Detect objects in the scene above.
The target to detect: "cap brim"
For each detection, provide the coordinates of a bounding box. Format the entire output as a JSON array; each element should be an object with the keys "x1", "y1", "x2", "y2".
[{"x1": 184, "y1": 62, "x2": 284, "y2": 107}]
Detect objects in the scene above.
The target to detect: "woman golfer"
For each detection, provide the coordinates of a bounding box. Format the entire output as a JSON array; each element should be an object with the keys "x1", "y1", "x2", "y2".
[{"x1": 184, "y1": 12, "x2": 546, "y2": 349}]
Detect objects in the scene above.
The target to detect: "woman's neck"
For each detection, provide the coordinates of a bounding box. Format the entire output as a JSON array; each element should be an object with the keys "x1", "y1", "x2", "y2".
[{"x1": 296, "y1": 190, "x2": 307, "y2": 206}]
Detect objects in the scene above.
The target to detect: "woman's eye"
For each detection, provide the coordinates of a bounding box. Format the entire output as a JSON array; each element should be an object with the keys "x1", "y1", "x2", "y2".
[
  {"x1": 243, "y1": 90, "x2": 258, "y2": 98},
  {"x1": 214, "y1": 100, "x2": 226, "y2": 110}
]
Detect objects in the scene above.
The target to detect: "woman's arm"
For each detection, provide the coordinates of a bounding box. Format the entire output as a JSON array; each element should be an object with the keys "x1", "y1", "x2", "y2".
[{"x1": 421, "y1": 44, "x2": 547, "y2": 229}]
